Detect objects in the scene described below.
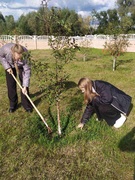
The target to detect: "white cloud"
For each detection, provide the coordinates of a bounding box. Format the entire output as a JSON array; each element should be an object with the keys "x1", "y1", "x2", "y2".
[
  {"x1": 0, "y1": 0, "x2": 40, "y2": 20},
  {"x1": 0, "y1": 0, "x2": 116, "y2": 20}
]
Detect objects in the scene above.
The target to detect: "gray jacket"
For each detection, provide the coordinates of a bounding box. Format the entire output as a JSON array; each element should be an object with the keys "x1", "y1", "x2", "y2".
[{"x1": 0, "y1": 43, "x2": 31, "y2": 87}]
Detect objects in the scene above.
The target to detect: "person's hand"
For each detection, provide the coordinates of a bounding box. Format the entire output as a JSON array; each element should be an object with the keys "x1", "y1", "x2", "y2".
[
  {"x1": 22, "y1": 87, "x2": 27, "y2": 94},
  {"x1": 77, "y1": 123, "x2": 84, "y2": 130},
  {"x1": 7, "y1": 68, "x2": 13, "y2": 74}
]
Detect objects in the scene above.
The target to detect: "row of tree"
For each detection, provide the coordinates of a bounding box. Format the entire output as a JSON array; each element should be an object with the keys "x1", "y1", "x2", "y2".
[
  {"x1": 0, "y1": 7, "x2": 91, "y2": 36},
  {"x1": 93, "y1": 0, "x2": 135, "y2": 35},
  {"x1": 0, "y1": 0, "x2": 135, "y2": 36}
]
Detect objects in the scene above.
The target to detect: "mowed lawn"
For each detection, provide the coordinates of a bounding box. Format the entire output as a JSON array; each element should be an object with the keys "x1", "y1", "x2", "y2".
[{"x1": 0, "y1": 48, "x2": 135, "y2": 180}]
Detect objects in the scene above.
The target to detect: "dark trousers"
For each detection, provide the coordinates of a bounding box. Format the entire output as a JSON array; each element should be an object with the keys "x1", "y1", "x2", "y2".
[
  {"x1": 6, "y1": 68, "x2": 32, "y2": 110},
  {"x1": 98, "y1": 104, "x2": 121, "y2": 126},
  {"x1": 92, "y1": 100, "x2": 121, "y2": 126}
]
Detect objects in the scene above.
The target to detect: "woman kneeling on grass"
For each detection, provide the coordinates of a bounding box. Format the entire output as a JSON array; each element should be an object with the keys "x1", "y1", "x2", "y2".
[{"x1": 77, "y1": 77, "x2": 132, "y2": 129}]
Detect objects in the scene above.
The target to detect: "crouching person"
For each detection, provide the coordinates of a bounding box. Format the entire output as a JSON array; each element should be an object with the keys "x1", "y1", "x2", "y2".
[{"x1": 77, "y1": 77, "x2": 132, "y2": 129}]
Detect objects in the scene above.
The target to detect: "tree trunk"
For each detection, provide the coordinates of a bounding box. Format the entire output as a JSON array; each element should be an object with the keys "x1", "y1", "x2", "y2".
[
  {"x1": 113, "y1": 57, "x2": 116, "y2": 71},
  {"x1": 56, "y1": 101, "x2": 61, "y2": 135},
  {"x1": 83, "y1": 53, "x2": 86, "y2": 61}
]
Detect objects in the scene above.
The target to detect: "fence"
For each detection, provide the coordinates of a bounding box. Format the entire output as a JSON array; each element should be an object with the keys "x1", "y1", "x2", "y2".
[{"x1": 0, "y1": 34, "x2": 135, "y2": 52}]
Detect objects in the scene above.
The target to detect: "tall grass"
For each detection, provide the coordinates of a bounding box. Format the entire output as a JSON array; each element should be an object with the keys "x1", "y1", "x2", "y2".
[{"x1": 0, "y1": 48, "x2": 134, "y2": 180}]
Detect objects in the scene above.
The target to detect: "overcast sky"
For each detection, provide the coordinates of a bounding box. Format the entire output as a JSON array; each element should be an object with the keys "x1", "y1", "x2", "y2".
[{"x1": 0, "y1": 0, "x2": 117, "y2": 20}]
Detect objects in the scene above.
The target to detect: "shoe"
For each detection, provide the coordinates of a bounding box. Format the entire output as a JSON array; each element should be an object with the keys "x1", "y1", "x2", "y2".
[
  {"x1": 25, "y1": 108, "x2": 33, "y2": 113},
  {"x1": 113, "y1": 114, "x2": 126, "y2": 128},
  {"x1": 9, "y1": 108, "x2": 16, "y2": 113}
]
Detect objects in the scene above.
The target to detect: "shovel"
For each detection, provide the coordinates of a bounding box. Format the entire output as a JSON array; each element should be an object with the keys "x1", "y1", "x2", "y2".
[{"x1": 11, "y1": 73, "x2": 52, "y2": 134}]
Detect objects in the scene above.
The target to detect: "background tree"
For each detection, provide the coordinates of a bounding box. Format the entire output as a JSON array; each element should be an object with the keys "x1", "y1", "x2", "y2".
[
  {"x1": 80, "y1": 38, "x2": 92, "y2": 61},
  {"x1": 0, "y1": 12, "x2": 6, "y2": 34},
  {"x1": 2, "y1": 0, "x2": 135, "y2": 35},
  {"x1": 26, "y1": 12, "x2": 40, "y2": 35},
  {"x1": 16, "y1": 12, "x2": 40, "y2": 35},
  {"x1": 105, "y1": 9, "x2": 121, "y2": 34},
  {"x1": 17, "y1": 15, "x2": 30, "y2": 34},
  {"x1": 0, "y1": 3, "x2": 90, "y2": 36},
  {"x1": 92, "y1": 10, "x2": 108, "y2": 34},
  {"x1": 92, "y1": 9, "x2": 121, "y2": 35},
  {"x1": 79, "y1": 15, "x2": 91, "y2": 35},
  {"x1": 48, "y1": 7, "x2": 83, "y2": 36},
  {"x1": 116, "y1": 0, "x2": 135, "y2": 33},
  {"x1": 103, "y1": 35, "x2": 130, "y2": 71},
  {"x1": 4, "y1": 15, "x2": 16, "y2": 34},
  {"x1": 36, "y1": 0, "x2": 51, "y2": 35}
]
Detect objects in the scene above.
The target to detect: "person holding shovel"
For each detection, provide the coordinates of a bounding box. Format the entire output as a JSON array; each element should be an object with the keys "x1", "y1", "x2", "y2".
[
  {"x1": 77, "y1": 77, "x2": 132, "y2": 129},
  {"x1": 0, "y1": 43, "x2": 33, "y2": 113}
]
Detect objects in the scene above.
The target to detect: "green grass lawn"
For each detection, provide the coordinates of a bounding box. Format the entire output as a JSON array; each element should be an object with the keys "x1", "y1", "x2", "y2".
[{"x1": 0, "y1": 48, "x2": 135, "y2": 180}]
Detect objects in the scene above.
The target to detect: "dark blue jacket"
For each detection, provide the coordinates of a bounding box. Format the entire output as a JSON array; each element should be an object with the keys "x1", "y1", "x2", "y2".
[{"x1": 81, "y1": 80, "x2": 132, "y2": 124}]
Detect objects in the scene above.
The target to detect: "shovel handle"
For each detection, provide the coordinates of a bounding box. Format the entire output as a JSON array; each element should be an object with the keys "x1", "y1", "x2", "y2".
[{"x1": 11, "y1": 73, "x2": 51, "y2": 131}]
